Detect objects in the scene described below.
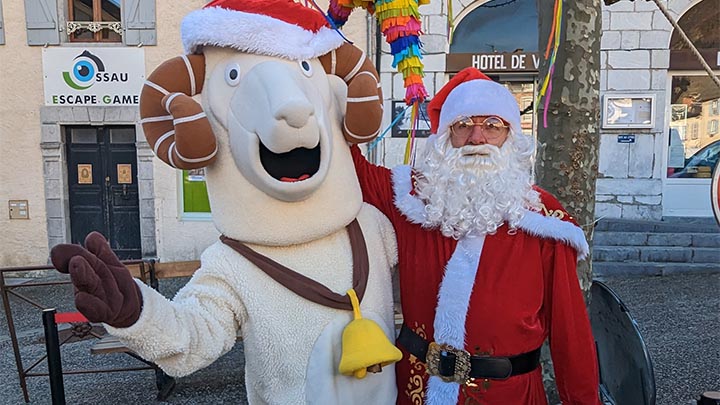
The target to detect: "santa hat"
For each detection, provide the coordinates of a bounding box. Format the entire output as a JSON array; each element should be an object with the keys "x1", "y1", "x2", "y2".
[
  {"x1": 181, "y1": 0, "x2": 345, "y2": 60},
  {"x1": 427, "y1": 67, "x2": 522, "y2": 137}
]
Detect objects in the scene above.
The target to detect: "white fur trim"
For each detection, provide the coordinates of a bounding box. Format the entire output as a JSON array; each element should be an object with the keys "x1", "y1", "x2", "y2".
[
  {"x1": 181, "y1": 7, "x2": 345, "y2": 60},
  {"x1": 427, "y1": 235, "x2": 485, "y2": 405},
  {"x1": 437, "y1": 79, "x2": 522, "y2": 137},
  {"x1": 517, "y1": 211, "x2": 590, "y2": 260},
  {"x1": 391, "y1": 165, "x2": 426, "y2": 225},
  {"x1": 390, "y1": 168, "x2": 589, "y2": 258}
]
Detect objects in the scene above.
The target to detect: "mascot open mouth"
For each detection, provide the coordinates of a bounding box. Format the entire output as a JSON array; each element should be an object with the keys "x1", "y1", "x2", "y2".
[{"x1": 259, "y1": 141, "x2": 321, "y2": 182}]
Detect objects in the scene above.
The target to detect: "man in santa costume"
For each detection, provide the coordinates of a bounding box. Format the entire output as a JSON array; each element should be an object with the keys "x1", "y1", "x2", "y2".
[{"x1": 351, "y1": 67, "x2": 601, "y2": 404}]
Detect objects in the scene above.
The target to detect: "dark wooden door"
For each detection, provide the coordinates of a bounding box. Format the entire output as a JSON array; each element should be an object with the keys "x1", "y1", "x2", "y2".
[{"x1": 66, "y1": 126, "x2": 141, "y2": 259}]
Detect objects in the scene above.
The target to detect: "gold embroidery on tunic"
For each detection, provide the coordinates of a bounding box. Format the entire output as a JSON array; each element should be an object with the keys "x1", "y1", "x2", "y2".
[
  {"x1": 539, "y1": 203, "x2": 567, "y2": 220},
  {"x1": 405, "y1": 323, "x2": 428, "y2": 404}
]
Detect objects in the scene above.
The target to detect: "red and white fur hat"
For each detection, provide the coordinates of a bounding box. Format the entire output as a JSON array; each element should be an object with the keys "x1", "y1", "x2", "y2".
[
  {"x1": 427, "y1": 67, "x2": 522, "y2": 136},
  {"x1": 181, "y1": 0, "x2": 345, "y2": 60}
]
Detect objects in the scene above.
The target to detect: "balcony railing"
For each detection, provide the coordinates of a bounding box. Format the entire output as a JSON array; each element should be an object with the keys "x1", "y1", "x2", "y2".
[{"x1": 66, "y1": 21, "x2": 123, "y2": 36}]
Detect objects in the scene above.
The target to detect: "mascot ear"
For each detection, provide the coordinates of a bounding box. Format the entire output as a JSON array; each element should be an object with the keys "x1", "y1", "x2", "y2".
[
  {"x1": 139, "y1": 54, "x2": 218, "y2": 169},
  {"x1": 319, "y1": 43, "x2": 383, "y2": 144}
]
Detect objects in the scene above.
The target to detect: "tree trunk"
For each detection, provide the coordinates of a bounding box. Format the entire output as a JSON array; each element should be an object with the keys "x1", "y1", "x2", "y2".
[{"x1": 535, "y1": 1, "x2": 601, "y2": 403}]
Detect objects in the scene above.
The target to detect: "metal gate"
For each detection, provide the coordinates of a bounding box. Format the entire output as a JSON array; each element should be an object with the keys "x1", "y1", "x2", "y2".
[{"x1": 66, "y1": 126, "x2": 141, "y2": 259}]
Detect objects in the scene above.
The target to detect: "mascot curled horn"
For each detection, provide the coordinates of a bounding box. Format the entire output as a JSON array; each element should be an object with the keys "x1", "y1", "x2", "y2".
[{"x1": 50, "y1": 0, "x2": 402, "y2": 403}]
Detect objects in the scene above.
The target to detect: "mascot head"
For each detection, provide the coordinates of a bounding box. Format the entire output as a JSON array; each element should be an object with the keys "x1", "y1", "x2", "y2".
[{"x1": 139, "y1": 0, "x2": 383, "y2": 245}]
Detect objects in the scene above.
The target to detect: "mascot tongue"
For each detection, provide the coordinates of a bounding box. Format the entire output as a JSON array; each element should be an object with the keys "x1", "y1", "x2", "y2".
[{"x1": 280, "y1": 174, "x2": 311, "y2": 182}]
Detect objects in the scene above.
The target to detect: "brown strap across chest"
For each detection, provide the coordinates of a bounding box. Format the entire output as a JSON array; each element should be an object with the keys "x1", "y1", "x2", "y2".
[{"x1": 219, "y1": 219, "x2": 369, "y2": 311}]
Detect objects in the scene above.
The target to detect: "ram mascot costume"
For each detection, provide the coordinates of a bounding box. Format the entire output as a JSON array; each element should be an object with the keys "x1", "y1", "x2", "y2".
[{"x1": 50, "y1": 0, "x2": 401, "y2": 403}]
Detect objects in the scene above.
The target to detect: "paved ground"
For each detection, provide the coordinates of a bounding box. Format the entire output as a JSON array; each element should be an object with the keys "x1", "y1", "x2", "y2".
[
  {"x1": 1, "y1": 271, "x2": 718, "y2": 404},
  {"x1": 598, "y1": 272, "x2": 720, "y2": 405}
]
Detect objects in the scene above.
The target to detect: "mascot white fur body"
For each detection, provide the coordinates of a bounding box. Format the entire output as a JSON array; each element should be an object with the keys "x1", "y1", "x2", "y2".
[{"x1": 103, "y1": 1, "x2": 398, "y2": 403}]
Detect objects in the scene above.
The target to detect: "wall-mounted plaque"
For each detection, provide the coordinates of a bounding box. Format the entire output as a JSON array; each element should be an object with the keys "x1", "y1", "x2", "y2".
[
  {"x1": 78, "y1": 164, "x2": 93, "y2": 184},
  {"x1": 602, "y1": 94, "x2": 655, "y2": 129},
  {"x1": 8, "y1": 200, "x2": 29, "y2": 220},
  {"x1": 117, "y1": 164, "x2": 132, "y2": 184},
  {"x1": 391, "y1": 100, "x2": 432, "y2": 138}
]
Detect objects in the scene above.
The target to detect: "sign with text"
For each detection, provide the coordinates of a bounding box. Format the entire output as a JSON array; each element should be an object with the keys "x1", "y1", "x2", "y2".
[
  {"x1": 43, "y1": 48, "x2": 145, "y2": 106},
  {"x1": 446, "y1": 52, "x2": 540, "y2": 73},
  {"x1": 617, "y1": 134, "x2": 636, "y2": 143}
]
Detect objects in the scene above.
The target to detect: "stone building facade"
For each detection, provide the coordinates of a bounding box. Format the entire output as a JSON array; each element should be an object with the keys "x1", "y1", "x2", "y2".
[
  {"x1": 374, "y1": 0, "x2": 719, "y2": 220},
  {"x1": 0, "y1": 0, "x2": 369, "y2": 266}
]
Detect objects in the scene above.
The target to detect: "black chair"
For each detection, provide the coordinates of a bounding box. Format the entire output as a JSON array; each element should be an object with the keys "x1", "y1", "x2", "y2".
[{"x1": 590, "y1": 280, "x2": 656, "y2": 405}]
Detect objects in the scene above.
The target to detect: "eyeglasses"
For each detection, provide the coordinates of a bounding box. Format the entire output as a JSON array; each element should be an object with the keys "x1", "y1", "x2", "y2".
[{"x1": 449, "y1": 116, "x2": 510, "y2": 141}]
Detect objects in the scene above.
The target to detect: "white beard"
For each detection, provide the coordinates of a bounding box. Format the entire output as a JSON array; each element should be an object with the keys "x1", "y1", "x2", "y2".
[{"x1": 414, "y1": 133, "x2": 541, "y2": 239}]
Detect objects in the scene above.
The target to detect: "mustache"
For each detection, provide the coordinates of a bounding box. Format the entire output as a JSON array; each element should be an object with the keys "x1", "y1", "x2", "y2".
[{"x1": 458, "y1": 144, "x2": 501, "y2": 157}]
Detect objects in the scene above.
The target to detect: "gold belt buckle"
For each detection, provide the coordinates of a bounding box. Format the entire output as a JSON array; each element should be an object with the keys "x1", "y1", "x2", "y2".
[{"x1": 426, "y1": 342, "x2": 471, "y2": 384}]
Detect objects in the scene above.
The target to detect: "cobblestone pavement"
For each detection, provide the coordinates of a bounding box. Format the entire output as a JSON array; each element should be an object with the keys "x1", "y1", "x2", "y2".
[{"x1": 1, "y1": 272, "x2": 717, "y2": 404}]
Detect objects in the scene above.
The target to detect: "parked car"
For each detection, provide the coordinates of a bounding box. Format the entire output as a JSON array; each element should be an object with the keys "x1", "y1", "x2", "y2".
[{"x1": 669, "y1": 139, "x2": 720, "y2": 178}]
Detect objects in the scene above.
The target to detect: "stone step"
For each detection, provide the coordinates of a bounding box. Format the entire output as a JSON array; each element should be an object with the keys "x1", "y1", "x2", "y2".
[
  {"x1": 592, "y1": 246, "x2": 720, "y2": 264},
  {"x1": 593, "y1": 232, "x2": 720, "y2": 248},
  {"x1": 595, "y1": 218, "x2": 720, "y2": 233},
  {"x1": 593, "y1": 262, "x2": 720, "y2": 277}
]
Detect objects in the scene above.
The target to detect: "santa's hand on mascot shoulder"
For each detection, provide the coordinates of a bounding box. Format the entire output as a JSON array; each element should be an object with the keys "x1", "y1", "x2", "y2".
[{"x1": 50, "y1": 232, "x2": 142, "y2": 328}]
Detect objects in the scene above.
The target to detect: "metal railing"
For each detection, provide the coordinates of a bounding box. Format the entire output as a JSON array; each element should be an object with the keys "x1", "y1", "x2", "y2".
[{"x1": 0, "y1": 261, "x2": 149, "y2": 403}]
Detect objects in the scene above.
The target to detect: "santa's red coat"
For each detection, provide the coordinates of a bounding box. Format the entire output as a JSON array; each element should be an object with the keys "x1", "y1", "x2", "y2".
[{"x1": 352, "y1": 146, "x2": 601, "y2": 405}]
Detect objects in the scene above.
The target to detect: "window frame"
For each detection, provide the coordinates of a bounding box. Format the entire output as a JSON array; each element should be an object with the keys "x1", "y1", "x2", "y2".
[
  {"x1": 177, "y1": 170, "x2": 212, "y2": 221},
  {"x1": 67, "y1": 0, "x2": 122, "y2": 43}
]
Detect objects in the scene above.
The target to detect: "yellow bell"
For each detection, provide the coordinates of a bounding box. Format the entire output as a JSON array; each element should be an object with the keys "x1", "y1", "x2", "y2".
[{"x1": 338, "y1": 289, "x2": 403, "y2": 379}]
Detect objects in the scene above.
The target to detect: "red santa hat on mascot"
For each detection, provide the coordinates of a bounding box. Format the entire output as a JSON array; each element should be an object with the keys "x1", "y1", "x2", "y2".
[
  {"x1": 427, "y1": 67, "x2": 523, "y2": 137},
  {"x1": 181, "y1": 0, "x2": 345, "y2": 60}
]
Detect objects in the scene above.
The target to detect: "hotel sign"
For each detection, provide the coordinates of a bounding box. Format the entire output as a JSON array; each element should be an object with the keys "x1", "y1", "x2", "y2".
[
  {"x1": 42, "y1": 48, "x2": 145, "y2": 106},
  {"x1": 446, "y1": 52, "x2": 541, "y2": 73}
]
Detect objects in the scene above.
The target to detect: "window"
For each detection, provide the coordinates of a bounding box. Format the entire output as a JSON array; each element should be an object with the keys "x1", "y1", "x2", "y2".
[
  {"x1": 709, "y1": 120, "x2": 719, "y2": 136},
  {"x1": 712, "y1": 100, "x2": 719, "y2": 116},
  {"x1": 68, "y1": 0, "x2": 121, "y2": 42},
  {"x1": 691, "y1": 123, "x2": 699, "y2": 140},
  {"x1": 182, "y1": 169, "x2": 211, "y2": 216},
  {"x1": 521, "y1": 97, "x2": 533, "y2": 123},
  {"x1": 24, "y1": 0, "x2": 156, "y2": 46}
]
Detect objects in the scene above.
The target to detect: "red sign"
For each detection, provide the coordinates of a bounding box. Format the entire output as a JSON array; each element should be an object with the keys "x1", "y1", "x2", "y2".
[{"x1": 712, "y1": 161, "x2": 720, "y2": 226}]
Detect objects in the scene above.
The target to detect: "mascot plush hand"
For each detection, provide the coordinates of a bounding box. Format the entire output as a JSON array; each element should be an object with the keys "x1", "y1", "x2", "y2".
[{"x1": 50, "y1": 0, "x2": 400, "y2": 403}]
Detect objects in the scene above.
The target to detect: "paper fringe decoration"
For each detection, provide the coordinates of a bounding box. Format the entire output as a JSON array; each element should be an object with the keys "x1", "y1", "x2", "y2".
[{"x1": 328, "y1": 0, "x2": 429, "y2": 105}]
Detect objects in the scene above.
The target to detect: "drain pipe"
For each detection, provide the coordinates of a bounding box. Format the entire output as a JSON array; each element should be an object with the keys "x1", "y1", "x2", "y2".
[{"x1": 369, "y1": 13, "x2": 382, "y2": 164}]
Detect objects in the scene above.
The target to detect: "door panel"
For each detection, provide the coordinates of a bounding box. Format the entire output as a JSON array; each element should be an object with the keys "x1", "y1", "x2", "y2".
[{"x1": 66, "y1": 126, "x2": 142, "y2": 259}]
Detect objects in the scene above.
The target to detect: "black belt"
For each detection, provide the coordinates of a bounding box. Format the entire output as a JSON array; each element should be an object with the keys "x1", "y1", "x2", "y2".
[{"x1": 398, "y1": 324, "x2": 541, "y2": 383}]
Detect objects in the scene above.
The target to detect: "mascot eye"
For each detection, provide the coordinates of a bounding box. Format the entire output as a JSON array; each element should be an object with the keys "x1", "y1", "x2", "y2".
[
  {"x1": 299, "y1": 60, "x2": 313, "y2": 77},
  {"x1": 225, "y1": 63, "x2": 241, "y2": 86}
]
